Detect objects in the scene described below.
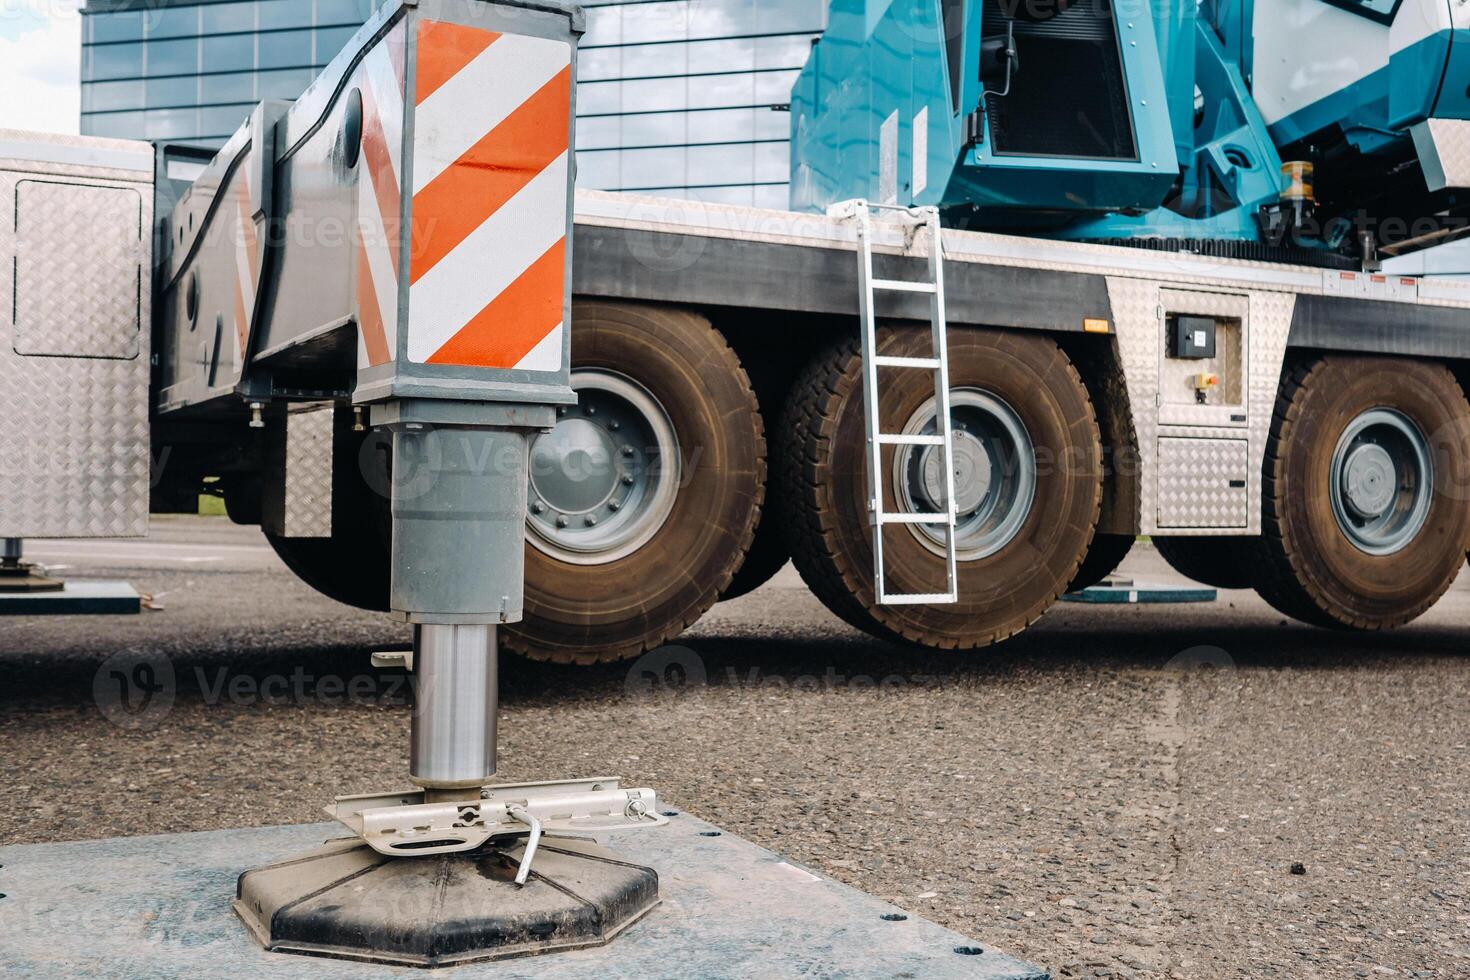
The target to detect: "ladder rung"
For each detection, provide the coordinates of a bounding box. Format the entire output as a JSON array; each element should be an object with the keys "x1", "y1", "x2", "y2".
[
  {"x1": 877, "y1": 433, "x2": 945, "y2": 447},
  {"x1": 871, "y1": 278, "x2": 937, "y2": 294},
  {"x1": 878, "y1": 592, "x2": 958, "y2": 606},
  {"x1": 873, "y1": 355, "x2": 942, "y2": 369},
  {"x1": 877, "y1": 511, "x2": 952, "y2": 526}
]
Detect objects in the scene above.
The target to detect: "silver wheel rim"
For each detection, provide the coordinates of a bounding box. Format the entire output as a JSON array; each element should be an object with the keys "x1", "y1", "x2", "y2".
[
  {"x1": 526, "y1": 370, "x2": 681, "y2": 565},
  {"x1": 1328, "y1": 407, "x2": 1433, "y2": 556},
  {"x1": 891, "y1": 388, "x2": 1037, "y2": 561}
]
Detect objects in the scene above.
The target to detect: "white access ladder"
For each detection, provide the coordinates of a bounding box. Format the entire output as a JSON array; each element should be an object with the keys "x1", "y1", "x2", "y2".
[{"x1": 827, "y1": 199, "x2": 959, "y2": 605}]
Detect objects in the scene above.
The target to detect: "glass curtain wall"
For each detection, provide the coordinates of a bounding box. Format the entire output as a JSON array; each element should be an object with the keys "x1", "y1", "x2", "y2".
[{"x1": 81, "y1": 0, "x2": 825, "y2": 206}]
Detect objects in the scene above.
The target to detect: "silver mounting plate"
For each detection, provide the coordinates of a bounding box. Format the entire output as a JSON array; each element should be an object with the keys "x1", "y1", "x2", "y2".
[{"x1": 328, "y1": 777, "x2": 667, "y2": 858}]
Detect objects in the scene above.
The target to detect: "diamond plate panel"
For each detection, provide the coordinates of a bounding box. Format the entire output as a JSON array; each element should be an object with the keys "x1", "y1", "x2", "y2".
[
  {"x1": 14, "y1": 180, "x2": 142, "y2": 359},
  {"x1": 0, "y1": 141, "x2": 152, "y2": 540},
  {"x1": 1106, "y1": 278, "x2": 1295, "y2": 536},
  {"x1": 281, "y1": 403, "x2": 334, "y2": 539},
  {"x1": 1415, "y1": 119, "x2": 1470, "y2": 191},
  {"x1": 1157, "y1": 437, "x2": 1248, "y2": 528}
]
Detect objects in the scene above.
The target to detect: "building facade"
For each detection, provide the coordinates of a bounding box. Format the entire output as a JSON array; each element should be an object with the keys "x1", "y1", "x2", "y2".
[{"x1": 80, "y1": 0, "x2": 826, "y2": 207}]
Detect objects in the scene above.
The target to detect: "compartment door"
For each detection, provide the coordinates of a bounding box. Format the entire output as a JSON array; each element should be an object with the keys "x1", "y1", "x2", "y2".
[{"x1": 1157, "y1": 437, "x2": 1249, "y2": 529}]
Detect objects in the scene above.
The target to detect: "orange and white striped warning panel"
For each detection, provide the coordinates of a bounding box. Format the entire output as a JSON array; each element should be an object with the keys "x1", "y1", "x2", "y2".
[
  {"x1": 402, "y1": 19, "x2": 573, "y2": 371},
  {"x1": 351, "y1": 19, "x2": 408, "y2": 370}
]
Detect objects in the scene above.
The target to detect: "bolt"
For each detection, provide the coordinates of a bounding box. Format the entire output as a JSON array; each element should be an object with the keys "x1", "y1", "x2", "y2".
[
  {"x1": 352, "y1": 406, "x2": 366, "y2": 433},
  {"x1": 608, "y1": 500, "x2": 621, "y2": 512},
  {"x1": 248, "y1": 402, "x2": 264, "y2": 429},
  {"x1": 557, "y1": 406, "x2": 567, "y2": 416},
  {"x1": 622, "y1": 476, "x2": 635, "y2": 486},
  {"x1": 621, "y1": 446, "x2": 635, "y2": 457},
  {"x1": 586, "y1": 405, "x2": 597, "y2": 415},
  {"x1": 555, "y1": 515, "x2": 569, "y2": 528},
  {"x1": 531, "y1": 501, "x2": 545, "y2": 514},
  {"x1": 626, "y1": 798, "x2": 648, "y2": 818},
  {"x1": 584, "y1": 515, "x2": 598, "y2": 527},
  {"x1": 609, "y1": 420, "x2": 621, "y2": 430}
]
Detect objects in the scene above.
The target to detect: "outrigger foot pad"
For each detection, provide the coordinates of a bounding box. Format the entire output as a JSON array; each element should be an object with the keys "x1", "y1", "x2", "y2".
[{"x1": 234, "y1": 834, "x2": 660, "y2": 967}]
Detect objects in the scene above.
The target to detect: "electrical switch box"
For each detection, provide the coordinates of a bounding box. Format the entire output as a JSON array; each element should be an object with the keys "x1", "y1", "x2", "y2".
[{"x1": 1170, "y1": 314, "x2": 1218, "y2": 359}]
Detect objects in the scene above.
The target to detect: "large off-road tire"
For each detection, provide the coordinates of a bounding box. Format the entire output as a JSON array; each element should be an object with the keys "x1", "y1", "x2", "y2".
[
  {"x1": 505, "y1": 302, "x2": 765, "y2": 664},
  {"x1": 1068, "y1": 533, "x2": 1135, "y2": 592},
  {"x1": 1153, "y1": 536, "x2": 1258, "y2": 590},
  {"x1": 778, "y1": 326, "x2": 1102, "y2": 649},
  {"x1": 1253, "y1": 356, "x2": 1470, "y2": 629},
  {"x1": 718, "y1": 505, "x2": 789, "y2": 600}
]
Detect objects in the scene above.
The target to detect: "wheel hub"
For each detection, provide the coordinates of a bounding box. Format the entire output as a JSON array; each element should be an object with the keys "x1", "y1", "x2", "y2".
[
  {"x1": 1328, "y1": 408, "x2": 1433, "y2": 556},
  {"x1": 526, "y1": 371, "x2": 680, "y2": 565},
  {"x1": 894, "y1": 388, "x2": 1036, "y2": 562},
  {"x1": 530, "y1": 419, "x2": 620, "y2": 515},
  {"x1": 1339, "y1": 442, "x2": 1395, "y2": 519},
  {"x1": 920, "y1": 430, "x2": 990, "y2": 514}
]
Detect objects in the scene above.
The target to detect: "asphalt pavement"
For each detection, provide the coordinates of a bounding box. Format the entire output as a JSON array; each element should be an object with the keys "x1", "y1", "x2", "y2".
[{"x1": 2, "y1": 516, "x2": 1467, "y2": 979}]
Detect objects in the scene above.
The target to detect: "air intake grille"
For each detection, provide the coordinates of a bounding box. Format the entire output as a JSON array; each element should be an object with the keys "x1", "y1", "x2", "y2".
[{"x1": 982, "y1": 0, "x2": 1136, "y2": 160}]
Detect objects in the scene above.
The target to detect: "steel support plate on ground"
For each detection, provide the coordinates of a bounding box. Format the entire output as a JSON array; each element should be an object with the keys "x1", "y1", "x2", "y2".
[
  {"x1": 0, "y1": 810, "x2": 1049, "y2": 979},
  {"x1": 1062, "y1": 579, "x2": 1217, "y2": 604},
  {"x1": 0, "y1": 580, "x2": 140, "y2": 615}
]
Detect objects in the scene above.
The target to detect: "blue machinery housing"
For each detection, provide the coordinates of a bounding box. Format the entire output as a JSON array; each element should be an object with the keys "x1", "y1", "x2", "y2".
[{"x1": 790, "y1": 0, "x2": 1470, "y2": 255}]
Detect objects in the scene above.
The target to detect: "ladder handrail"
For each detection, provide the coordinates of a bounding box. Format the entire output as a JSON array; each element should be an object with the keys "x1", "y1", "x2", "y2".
[{"x1": 835, "y1": 199, "x2": 959, "y2": 606}]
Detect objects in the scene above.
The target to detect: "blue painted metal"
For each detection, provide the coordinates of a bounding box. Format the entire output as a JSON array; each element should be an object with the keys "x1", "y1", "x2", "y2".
[
  {"x1": 791, "y1": 0, "x2": 1179, "y2": 219},
  {"x1": 790, "y1": 0, "x2": 1470, "y2": 253},
  {"x1": 1055, "y1": 19, "x2": 1286, "y2": 243},
  {"x1": 1267, "y1": 30, "x2": 1463, "y2": 150},
  {"x1": 1062, "y1": 582, "x2": 1218, "y2": 603}
]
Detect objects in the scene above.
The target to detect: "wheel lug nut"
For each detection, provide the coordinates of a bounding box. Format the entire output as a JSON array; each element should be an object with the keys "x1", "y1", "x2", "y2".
[
  {"x1": 531, "y1": 501, "x2": 545, "y2": 514},
  {"x1": 609, "y1": 420, "x2": 621, "y2": 430},
  {"x1": 621, "y1": 476, "x2": 635, "y2": 486},
  {"x1": 584, "y1": 515, "x2": 598, "y2": 527},
  {"x1": 555, "y1": 515, "x2": 568, "y2": 528},
  {"x1": 608, "y1": 501, "x2": 621, "y2": 512},
  {"x1": 586, "y1": 405, "x2": 597, "y2": 415},
  {"x1": 621, "y1": 446, "x2": 635, "y2": 457}
]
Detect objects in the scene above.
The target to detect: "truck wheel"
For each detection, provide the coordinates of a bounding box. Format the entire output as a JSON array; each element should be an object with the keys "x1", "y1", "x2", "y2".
[
  {"x1": 1153, "y1": 536, "x2": 1258, "y2": 589},
  {"x1": 778, "y1": 327, "x2": 1102, "y2": 649},
  {"x1": 1253, "y1": 357, "x2": 1470, "y2": 629},
  {"x1": 1068, "y1": 533, "x2": 1134, "y2": 592},
  {"x1": 719, "y1": 505, "x2": 789, "y2": 600},
  {"x1": 505, "y1": 302, "x2": 765, "y2": 664}
]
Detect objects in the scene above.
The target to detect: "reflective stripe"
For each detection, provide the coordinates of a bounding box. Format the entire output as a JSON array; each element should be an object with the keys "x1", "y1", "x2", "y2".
[{"x1": 408, "y1": 153, "x2": 567, "y2": 362}]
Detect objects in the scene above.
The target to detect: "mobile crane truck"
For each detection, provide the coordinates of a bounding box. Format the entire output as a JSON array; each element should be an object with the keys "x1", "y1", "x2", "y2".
[
  {"x1": 550, "y1": 0, "x2": 1470, "y2": 659},
  {"x1": 483, "y1": 0, "x2": 1470, "y2": 660},
  {"x1": 9, "y1": 0, "x2": 1470, "y2": 664},
  {"x1": 1, "y1": 0, "x2": 1468, "y2": 965}
]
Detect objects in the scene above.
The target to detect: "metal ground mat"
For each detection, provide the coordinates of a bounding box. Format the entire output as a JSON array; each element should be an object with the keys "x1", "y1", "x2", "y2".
[{"x1": 0, "y1": 808, "x2": 1049, "y2": 978}]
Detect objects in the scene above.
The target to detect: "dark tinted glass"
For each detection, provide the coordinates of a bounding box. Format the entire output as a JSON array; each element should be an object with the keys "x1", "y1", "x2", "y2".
[
  {"x1": 148, "y1": 38, "x2": 200, "y2": 76},
  {"x1": 87, "y1": 43, "x2": 144, "y2": 81},
  {"x1": 203, "y1": 34, "x2": 256, "y2": 72},
  {"x1": 91, "y1": 11, "x2": 146, "y2": 43},
  {"x1": 259, "y1": 29, "x2": 313, "y2": 69},
  {"x1": 203, "y1": 2, "x2": 256, "y2": 34}
]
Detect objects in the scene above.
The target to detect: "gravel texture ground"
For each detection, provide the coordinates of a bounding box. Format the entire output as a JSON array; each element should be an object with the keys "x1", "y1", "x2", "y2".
[{"x1": 2, "y1": 516, "x2": 1468, "y2": 979}]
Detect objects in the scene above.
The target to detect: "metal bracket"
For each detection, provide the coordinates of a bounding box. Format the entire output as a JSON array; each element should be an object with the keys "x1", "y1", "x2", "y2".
[{"x1": 327, "y1": 777, "x2": 667, "y2": 864}]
